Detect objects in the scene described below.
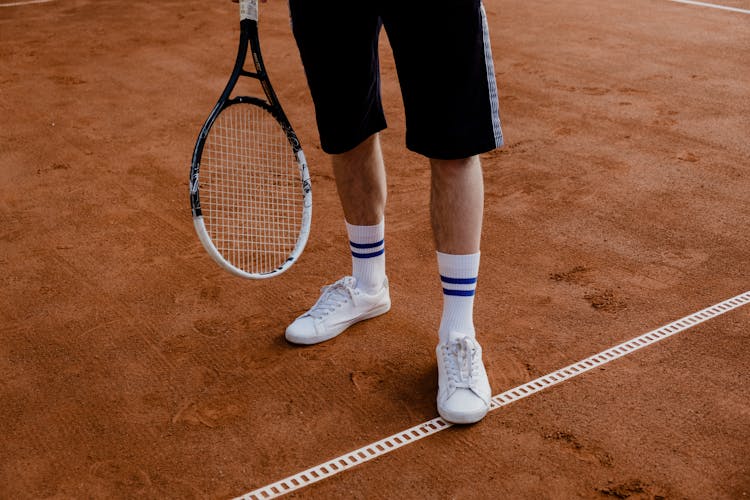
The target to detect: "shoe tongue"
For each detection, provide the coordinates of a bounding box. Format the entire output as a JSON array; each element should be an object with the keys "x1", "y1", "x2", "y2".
[
  {"x1": 448, "y1": 331, "x2": 470, "y2": 344},
  {"x1": 332, "y1": 276, "x2": 357, "y2": 298},
  {"x1": 327, "y1": 280, "x2": 350, "y2": 300}
]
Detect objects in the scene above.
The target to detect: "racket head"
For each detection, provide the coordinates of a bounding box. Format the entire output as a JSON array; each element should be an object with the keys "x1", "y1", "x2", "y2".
[{"x1": 190, "y1": 97, "x2": 312, "y2": 279}]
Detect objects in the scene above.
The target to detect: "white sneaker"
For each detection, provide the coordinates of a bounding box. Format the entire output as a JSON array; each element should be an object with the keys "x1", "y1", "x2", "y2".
[
  {"x1": 285, "y1": 276, "x2": 391, "y2": 345},
  {"x1": 436, "y1": 332, "x2": 491, "y2": 424}
]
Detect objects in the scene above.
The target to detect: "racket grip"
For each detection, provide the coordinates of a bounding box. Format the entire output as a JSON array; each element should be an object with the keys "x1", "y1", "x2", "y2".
[{"x1": 240, "y1": 0, "x2": 258, "y2": 21}]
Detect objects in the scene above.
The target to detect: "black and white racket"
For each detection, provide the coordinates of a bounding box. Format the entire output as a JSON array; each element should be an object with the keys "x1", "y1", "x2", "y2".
[{"x1": 190, "y1": 0, "x2": 311, "y2": 279}]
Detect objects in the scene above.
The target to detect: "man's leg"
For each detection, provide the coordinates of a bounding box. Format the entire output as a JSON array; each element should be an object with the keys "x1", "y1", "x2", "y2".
[
  {"x1": 285, "y1": 135, "x2": 390, "y2": 344},
  {"x1": 431, "y1": 155, "x2": 491, "y2": 424},
  {"x1": 431, "y1": 155, "x2": 483, "y2": 342}
]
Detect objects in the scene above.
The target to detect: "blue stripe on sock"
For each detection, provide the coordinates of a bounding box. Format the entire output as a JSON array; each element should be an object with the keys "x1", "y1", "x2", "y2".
[
  {"x1": 440, "y1": 275, "x2": 478, "y2": 285},
  {"x1": 443, "y1": 288, "x2": 476, "y2": 297},
  {"x1": 350, "y1": 239, "x2": 385, "y2": 249},
  {"x1": 352, "y1": 248, "x2": 385, "y2": 259}
]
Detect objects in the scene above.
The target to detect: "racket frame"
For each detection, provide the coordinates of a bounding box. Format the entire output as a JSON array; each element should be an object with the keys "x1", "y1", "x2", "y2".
[{"x1": 190, "y1": 7, "x2": 312, "y2": 279}]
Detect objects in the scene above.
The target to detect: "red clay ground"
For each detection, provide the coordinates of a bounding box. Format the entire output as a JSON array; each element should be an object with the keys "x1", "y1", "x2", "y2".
[{"x1": 1, "y1": 0, "x2": 749, "y2": 498}]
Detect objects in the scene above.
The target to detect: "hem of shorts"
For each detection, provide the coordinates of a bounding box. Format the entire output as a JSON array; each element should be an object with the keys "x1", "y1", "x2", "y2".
[
  {"x1": 406, "y1": 136, "x2": 505, "y2": 161},
  {"x1": 320, "y1": 124, "x2": 388, "y2": 155}
]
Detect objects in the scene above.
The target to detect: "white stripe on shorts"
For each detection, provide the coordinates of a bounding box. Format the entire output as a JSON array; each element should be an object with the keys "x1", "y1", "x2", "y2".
[{"x1": 480, "y1": 3, "x2": 504, "y2": 148}]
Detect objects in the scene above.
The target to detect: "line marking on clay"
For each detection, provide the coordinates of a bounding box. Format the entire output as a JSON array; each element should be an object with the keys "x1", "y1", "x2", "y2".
[
  {"x1": 667, "y1": 0, "x2": 750, "y2": 14},
  {"x1": 0, "y1": 0, "x2": 56, "y2": 7}
]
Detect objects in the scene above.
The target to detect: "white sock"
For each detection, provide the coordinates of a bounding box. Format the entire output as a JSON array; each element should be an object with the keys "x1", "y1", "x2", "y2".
[
  {"x1": 346, "y1": 220, "x2": 386, "y2": 293},
  {"x1": 437, "y1": 251, "x2": 480, "y2": 343}
]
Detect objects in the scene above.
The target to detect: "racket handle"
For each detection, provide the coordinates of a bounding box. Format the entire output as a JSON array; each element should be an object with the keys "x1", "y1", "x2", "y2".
[{"x1": 240, "y1": 0, "x2": 258, "y2": 21}]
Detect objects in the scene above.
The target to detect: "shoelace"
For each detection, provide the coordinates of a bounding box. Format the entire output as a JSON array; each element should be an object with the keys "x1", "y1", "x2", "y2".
[
  {"x1": 307, "y1": 277, "x2": 359, "y2": 320},
  {"x1": 442, "y1": 336, "x2": 480, "y2": 390}
]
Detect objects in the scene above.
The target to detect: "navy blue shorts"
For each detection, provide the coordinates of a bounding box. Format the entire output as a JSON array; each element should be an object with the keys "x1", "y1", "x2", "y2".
[{"x1": 289, "y1": 0, "x2": 504, "y2": 160}]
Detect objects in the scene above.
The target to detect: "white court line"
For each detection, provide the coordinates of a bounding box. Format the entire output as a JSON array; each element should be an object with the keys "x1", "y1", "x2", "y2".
[
  {"x1": 235, "y1": 290, "x2": 750, "y2": 499},
  {"x1": 0, "y1": 0, "x2": 55, "y2": 7},
  {"x1": 667, "y1": 0, "x2": 750, "y2": 14}
]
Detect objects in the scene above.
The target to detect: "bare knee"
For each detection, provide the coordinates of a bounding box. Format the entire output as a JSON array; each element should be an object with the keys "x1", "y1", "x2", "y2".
[{"x1": 430, "y1": 155, "x2": 481, "y2": 180}]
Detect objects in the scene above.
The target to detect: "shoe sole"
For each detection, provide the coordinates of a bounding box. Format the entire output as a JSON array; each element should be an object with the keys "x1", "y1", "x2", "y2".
[
  {"x1": 285, "y1": 301, "x2": 391, "y2": 345},
  {"x1": 437, "y1": 405, "x2": 489, "y2": 425}
]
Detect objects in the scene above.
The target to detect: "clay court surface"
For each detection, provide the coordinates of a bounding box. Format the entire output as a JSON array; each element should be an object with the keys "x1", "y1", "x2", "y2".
[{"x1": 2, "y1": 0, "x2": 749, "y2": 498}]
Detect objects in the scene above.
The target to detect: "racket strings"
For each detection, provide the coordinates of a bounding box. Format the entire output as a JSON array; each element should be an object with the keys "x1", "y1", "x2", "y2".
[{"x1": 201, "y1": 103, "x2": 302, "y2": 274}]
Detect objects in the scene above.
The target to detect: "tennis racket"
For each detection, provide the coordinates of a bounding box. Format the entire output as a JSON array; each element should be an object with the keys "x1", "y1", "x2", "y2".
[{"x1": 190, "y1": 0, "x2": 311, "y2": 279}]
